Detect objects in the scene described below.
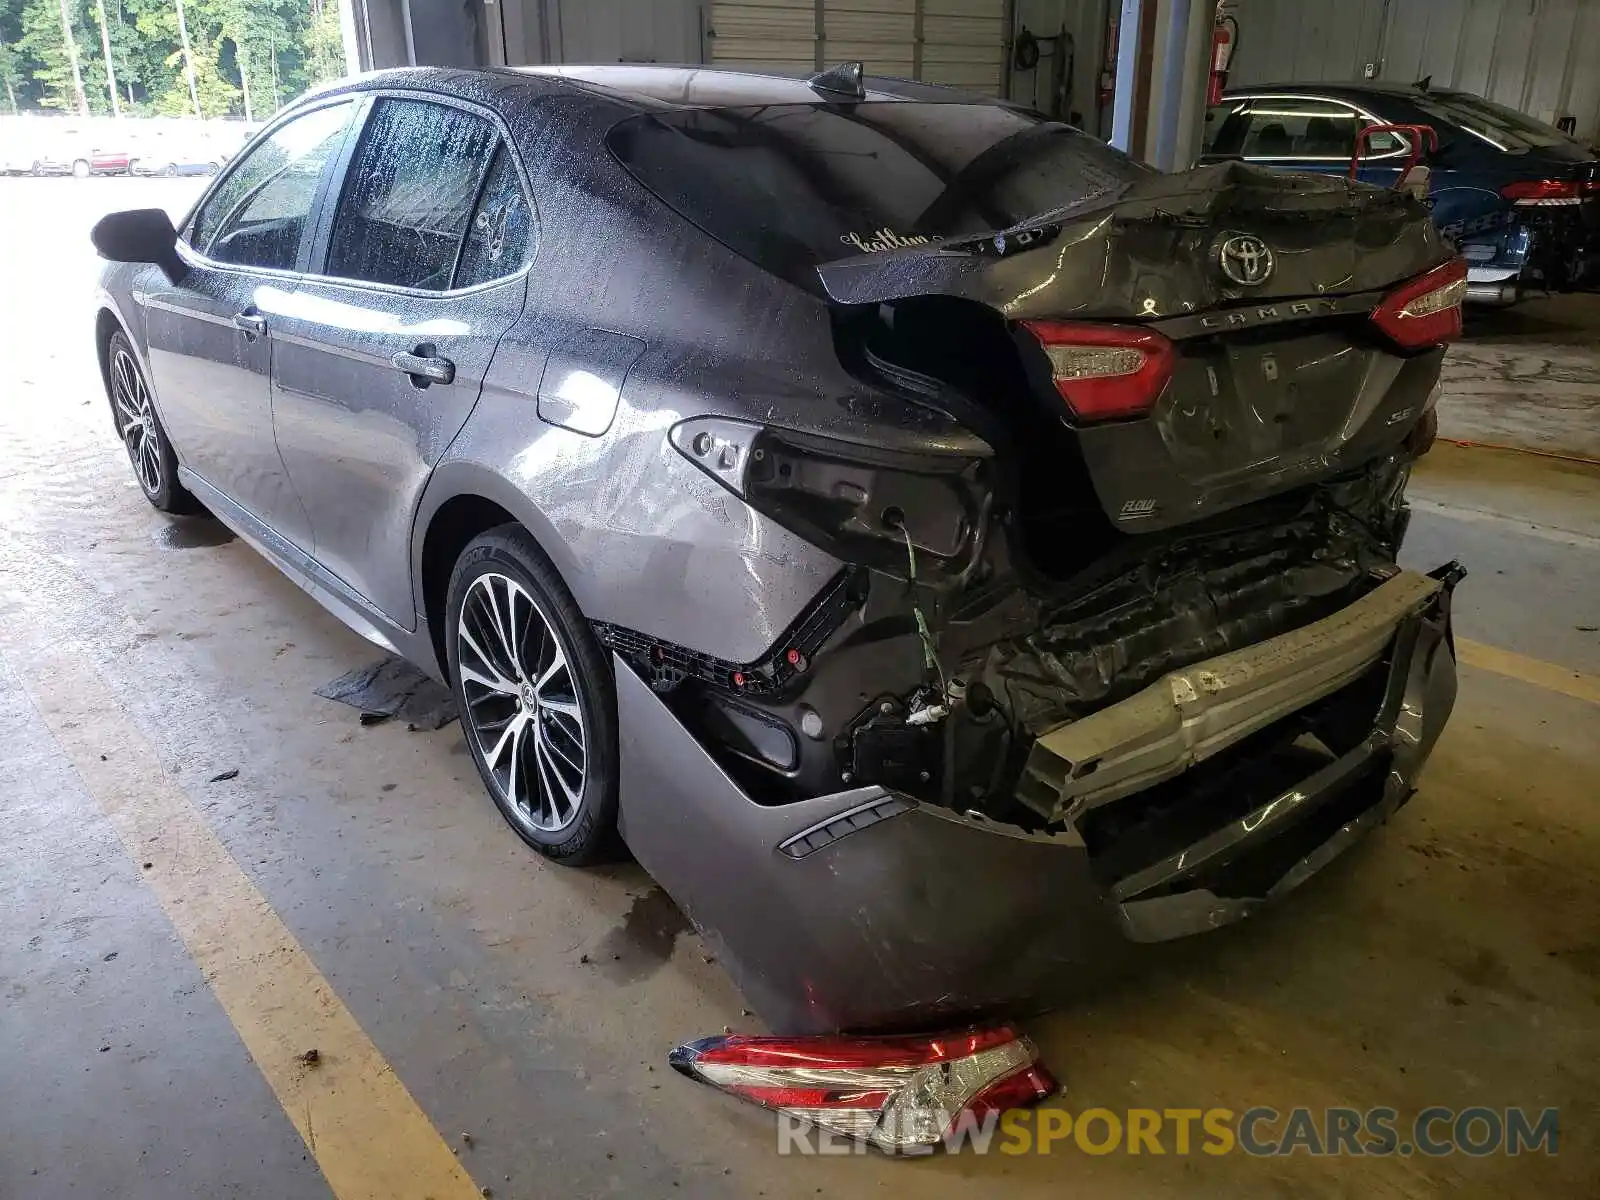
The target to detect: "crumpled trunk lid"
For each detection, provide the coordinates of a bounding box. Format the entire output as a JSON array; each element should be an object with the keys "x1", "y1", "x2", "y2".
[
  {"x1": 824, "y1": 160, "x2": 1455, "y2": 535},
  {"x1": 816, "y1": 160, "x2": 1455, "y2": 319}
]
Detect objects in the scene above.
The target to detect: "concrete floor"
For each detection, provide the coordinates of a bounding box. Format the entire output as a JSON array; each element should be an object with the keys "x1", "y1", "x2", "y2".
[{"x1": 2, "y1": 177, "x2": 1597, "y2": 1198}]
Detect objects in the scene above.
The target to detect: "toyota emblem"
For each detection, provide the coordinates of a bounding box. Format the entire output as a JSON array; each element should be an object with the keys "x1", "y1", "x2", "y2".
[{"x1": 1217, "y1": 234, "x2": 1275, "y2": 286}]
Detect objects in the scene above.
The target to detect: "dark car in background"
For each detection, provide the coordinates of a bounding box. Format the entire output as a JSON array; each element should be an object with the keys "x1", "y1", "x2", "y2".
[
  {"x1": 90, "y1": 65, "x2": 1463, "y2": 1035},
  {"x1": 1206, "y1": 82, "x2": 1600, "y2": 304}
]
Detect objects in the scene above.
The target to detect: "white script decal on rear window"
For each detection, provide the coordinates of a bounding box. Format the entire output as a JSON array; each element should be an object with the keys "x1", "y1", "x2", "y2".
[{"x1": 840, "y1": 228, "x2": 937, "y2": 253}]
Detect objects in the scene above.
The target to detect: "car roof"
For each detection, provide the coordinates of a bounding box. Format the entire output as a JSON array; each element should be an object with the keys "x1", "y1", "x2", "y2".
[
  {"x1": 338, "y1": 63, "x2": 1004, "y2": 112},
  {"x1": 514, "y1": 63, "x2": 1004, "y2": 107},
  {"x1": 1222, "y1": 81, "x2": 1471, "y2": 104}
]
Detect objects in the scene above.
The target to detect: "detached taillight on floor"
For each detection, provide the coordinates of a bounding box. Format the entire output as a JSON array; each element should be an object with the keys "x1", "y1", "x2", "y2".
[
  {"x1": 1370, "y1": 258, "x2": 1468, "y2": 349},
  {"x1": 1020, "y1": 321, "x2": 1175, "y2": 421},
  {"x1": 668, "y1": 1024, "x2": 1056, "y2": 1151}
]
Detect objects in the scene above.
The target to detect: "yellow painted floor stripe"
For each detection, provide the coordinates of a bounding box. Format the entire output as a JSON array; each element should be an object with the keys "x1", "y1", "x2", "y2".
[
  {"x1": 7, "y1": 647, "x2": 483, "y2": 1200},
  {"x1": 1456, "y1": 638, "x2": 1600, "y2": 707}
]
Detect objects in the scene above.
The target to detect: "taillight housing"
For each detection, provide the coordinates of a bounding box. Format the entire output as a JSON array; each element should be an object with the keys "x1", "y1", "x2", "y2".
[
  {"x1": 1020, "y1": 321, "x2": 1175, "y2": 421},
  {"x1": 1499, "y1": 178, "x2": 1598, "y2": 205},
  {"x1": 1370, "y1": 258, "x2": 1467, "y2": 350},
  {"x1": 670, "y1": 417, "x2": 988, "y2": 577},
  {"x1": 669, "y1": 1023, "x2": 1057, "y2": 1152}
]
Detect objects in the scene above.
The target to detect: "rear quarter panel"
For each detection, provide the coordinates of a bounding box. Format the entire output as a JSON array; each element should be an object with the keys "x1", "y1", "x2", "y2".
[{"x1": 421, "y1": 92, "x2": 848, "y2": 663}]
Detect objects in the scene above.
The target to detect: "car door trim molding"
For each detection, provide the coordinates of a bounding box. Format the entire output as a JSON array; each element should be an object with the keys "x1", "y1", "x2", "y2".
[{"x1": 178, "y1": 464, "x2": 413, "y2": 657}]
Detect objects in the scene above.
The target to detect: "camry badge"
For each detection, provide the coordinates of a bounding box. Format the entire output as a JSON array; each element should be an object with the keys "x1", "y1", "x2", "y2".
[{"x1": 1217, "y1": 234, "x2": 1275, "y2": 286}]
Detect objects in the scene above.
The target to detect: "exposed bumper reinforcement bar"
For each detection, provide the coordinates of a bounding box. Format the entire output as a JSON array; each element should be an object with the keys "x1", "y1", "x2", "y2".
[
  {"x1": 1019, "y1": 568, "x2": 1445, "y2": 824},
  {"x1": 1115, "y1": 563, "x2": 1461, "y2": 940}
]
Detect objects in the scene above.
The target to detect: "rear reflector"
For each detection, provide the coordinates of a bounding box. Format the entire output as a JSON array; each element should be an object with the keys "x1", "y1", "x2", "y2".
[
  {"x1": 669, "y1": 1024, "x2": 1057, "y2": 1152},
  {"x1": 1021, "y1": 321, "x2": 1175, "y2": 421},
  {"x1": 1499, "y1": 179, "x2": 1599, "y2": 206},
  {"x1": 1370, "y1": 258, "x2": 1467, "y2": 349}
]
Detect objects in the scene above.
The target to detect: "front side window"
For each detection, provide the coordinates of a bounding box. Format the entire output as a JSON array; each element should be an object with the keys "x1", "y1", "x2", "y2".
[
  {"x1": 325, "y1": 97, "x2": 500, "y2": 291},
  {"x1": 192, "y1": 101, "x2": 354, "y2": 271}
]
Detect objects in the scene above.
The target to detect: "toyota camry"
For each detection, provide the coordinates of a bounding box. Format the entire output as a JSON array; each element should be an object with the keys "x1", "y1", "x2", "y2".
[{"x1": 91, "y1": 64, "x2": 1464, "y2": 1034}]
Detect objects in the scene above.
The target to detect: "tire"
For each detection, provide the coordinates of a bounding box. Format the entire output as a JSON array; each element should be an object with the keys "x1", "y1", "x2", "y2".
[
  {"x1": 72, "y1": 158, "x2": 90, "y2": 178},
  {"x1": 105, "y1": 331, "x2": 199, "y2": 514},
  {"x1": 445, "y1": 525, "x2": 619, "y2": 865}
]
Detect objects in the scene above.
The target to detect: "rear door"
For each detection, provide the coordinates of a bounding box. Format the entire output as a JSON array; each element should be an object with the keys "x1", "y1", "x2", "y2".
[{"x1": 269, "y1": 93, "x2": 534, "y2": 626}]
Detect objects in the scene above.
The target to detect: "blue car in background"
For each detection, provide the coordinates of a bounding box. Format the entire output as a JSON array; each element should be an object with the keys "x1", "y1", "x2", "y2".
[{"x1": 1204, "y1": 82, "x2": 1600, "y2": 305}]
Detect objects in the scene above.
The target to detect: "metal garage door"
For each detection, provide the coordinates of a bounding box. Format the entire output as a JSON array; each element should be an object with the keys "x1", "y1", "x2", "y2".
[
  {"x1": 704, "y1": 2, "x2": 818, "y2": 76},
  {"x1": 706, "y1": 0, "x2": 1008, "y2": 95},
  {"x1": 920, "y1": 0, "x2": 1007, "y2": 95}
]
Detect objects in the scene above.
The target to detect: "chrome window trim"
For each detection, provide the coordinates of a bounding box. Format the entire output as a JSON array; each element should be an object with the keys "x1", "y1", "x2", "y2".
[{"x1": 175, "y1": 86, "x2": 541, "y2": 299}]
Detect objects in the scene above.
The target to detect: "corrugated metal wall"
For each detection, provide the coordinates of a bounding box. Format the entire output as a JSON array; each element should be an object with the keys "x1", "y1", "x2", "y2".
[
  {"x1": 1224, "y1": 0, "x2": 1389, "y2": 83},
  {"x1": 1227, "y1": 0, "x2": 1600, "y2": 140}
]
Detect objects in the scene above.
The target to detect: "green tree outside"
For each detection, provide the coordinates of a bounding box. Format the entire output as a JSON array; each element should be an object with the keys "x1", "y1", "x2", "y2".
[{"x1": 0, "y1": 0, "x2": 344, "y2": 117}]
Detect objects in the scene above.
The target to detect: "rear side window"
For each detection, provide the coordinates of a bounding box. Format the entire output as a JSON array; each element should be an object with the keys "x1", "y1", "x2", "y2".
[
  {"x1": 606, "y1": 103, "x2": 1145, "y2": 286},
  {"x1": 193, "y1": 101, "x2": 354, "y2": 271},
  {"x1": 325, "y1": 97, "x2": 501, "y2": 291},
  {"x1": 453, "y1": 147, "x2": 534, "y2": 289}
]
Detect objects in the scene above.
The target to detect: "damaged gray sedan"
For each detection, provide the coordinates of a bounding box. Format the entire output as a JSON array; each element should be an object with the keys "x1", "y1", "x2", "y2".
[{"x1": 90, "y1": 64, "x2": 1464, "y2": 1035}]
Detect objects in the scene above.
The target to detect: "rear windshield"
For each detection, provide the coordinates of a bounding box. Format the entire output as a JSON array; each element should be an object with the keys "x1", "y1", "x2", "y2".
[
  {"x1": 1411, "y1": 93, "x2": 1577, "y2": 152},
  {"x1": 606, "y1": 103, "x2": 1146, "y2": 285}
]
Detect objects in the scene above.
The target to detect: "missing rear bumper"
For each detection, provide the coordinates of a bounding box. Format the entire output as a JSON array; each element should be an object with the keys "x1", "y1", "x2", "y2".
[{"x1": 615, "y1": 564, "x2": 1463, "y2": 1033}]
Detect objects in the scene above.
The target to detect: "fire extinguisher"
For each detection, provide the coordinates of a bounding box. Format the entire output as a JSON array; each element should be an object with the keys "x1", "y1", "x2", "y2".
[{"x1": 1209, "y1": 3, "x2": 1240, "y2": 106}]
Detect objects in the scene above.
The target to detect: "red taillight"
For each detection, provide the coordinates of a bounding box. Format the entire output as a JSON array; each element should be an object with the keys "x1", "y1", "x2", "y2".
[
  {"x1": 1499, "y1": 178, "x2": 1598, "y2": 205},
  {"x1": 1021, "y1": 321, "x2": 1175, "y2": 421},
  {"x1": 669, "y1": 1023, "x2": 1056, "y2": 1151},
  {"x1": 1370, "y1": 258, "x2": 1468, "y2": 349}
]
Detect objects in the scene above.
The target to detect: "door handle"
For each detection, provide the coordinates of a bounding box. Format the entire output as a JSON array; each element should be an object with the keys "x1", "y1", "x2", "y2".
[
  {"x1": 391, "y1": 349, "x2": 456, "y2": 387},
  {"x1": 232, "y1": 310, "x2": 267, "y2": 339}
]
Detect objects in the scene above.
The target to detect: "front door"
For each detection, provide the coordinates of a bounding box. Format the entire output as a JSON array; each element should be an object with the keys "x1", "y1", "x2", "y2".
[
  {"x1": 145, "y1": 99, "x2": 357, "y2": 551},
  {"x1": 270, "y1": 95, "x2": 534, "y2": 626}
]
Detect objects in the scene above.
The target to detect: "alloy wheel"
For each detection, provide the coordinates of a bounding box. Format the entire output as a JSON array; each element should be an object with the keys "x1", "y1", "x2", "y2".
[
  {"x1": 456, "y1": 571, "x2": 587, "y2": 835},
  {"x1": 111, "y1": 347, "x2": 163, "y2": 497}
]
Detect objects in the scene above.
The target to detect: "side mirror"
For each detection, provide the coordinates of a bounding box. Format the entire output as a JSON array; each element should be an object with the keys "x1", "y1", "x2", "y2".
[{"x1": 90, "y1": 208, "x2": 188, "y2": 285}]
